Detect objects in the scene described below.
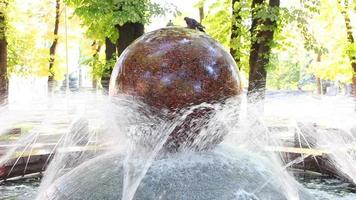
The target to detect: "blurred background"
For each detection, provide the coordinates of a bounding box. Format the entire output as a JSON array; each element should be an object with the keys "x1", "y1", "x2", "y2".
[{"x1": 0, "y1": 0, "x2": 355, "y2": 104}]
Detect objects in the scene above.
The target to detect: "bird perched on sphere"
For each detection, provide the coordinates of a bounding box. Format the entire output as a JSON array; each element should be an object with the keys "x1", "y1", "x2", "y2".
[
  {"x1": 184, "y1": 17, "x2": 205, "y2": 32},
  {"x1": 166, "y1": 20, "x2": 174, "y2": 27}
]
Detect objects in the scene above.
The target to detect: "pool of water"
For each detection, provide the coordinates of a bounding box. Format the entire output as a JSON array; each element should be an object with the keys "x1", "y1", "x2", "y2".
[
  {"x1": 297, "y1": 174, "x2": 356, "y2": 200},
  {"x1": 0, "y1": 176, "x2": 40, "y2": 200},
  {"x1": 1, "y1": 174, "x2": 355, "y2": 200}
]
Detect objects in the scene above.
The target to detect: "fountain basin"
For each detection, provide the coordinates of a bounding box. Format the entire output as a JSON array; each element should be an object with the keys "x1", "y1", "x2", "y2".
[{"x1": 43, "y1": 146, "x2": 314, "y2": 200}]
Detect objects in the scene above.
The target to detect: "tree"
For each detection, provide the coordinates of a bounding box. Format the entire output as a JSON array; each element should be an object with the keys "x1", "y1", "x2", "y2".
[
  {"x1": 5, "y1": 0, "x2": 80, "y2": 82},
  {"x1": 0, "y1": 0, "x2": 8, "y2": 104},
  {"x1": 228, "y1": 0, "x2": 253, "y2": 72},
  {"x1": 338, "y1": 0, "x2": 356, "y2": 98},
  {"x1": 247, "y1": 0, "x2": 280, "y2": 101},
  {"x1": 303, "y1": 0, "x2": 353, "y2": 94},
  {"x1": 115, "y1": 23, "x2": 144, "y2": 59},
  {"x1": 197, "y1": 0, "x2": 205, "y2": 23},
  {"x1": 91, "y1": 41, "x2": 101, "y2": 87},
  {"x1": 105, "y1": 37, "x2": 116, "y2": 62},
  {"x1": 65, "y1": 0, "x2": 163, "y2": 88},
  {"x1": 203, "y1": 0, "x2": 232, "y2": 49},
  {"x1": 230, "y1": 0, "x2": 240, "y2": 67},
  {"x1": 101, "y1": 37, "x2": 116, "y2": 89},
  {"x1": 316, "y1": 53, "x2": 322, "y2": 94},
  {"x1": 1, "y1": 0, "x2": 88, "y2": 96},
  {"x1": 48, "y1": 0, "x2": 61, "y2": 93}
]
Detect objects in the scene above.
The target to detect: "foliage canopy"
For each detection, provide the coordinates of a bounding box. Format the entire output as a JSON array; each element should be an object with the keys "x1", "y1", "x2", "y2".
[{"x1": 65, "y1": 0, "x2": 164, "y2": 42}]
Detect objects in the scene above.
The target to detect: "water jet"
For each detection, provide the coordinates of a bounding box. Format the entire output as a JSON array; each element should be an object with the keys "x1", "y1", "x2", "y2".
[{"x1": 37, "y1": 27, "x2": 317, "y2": 200}]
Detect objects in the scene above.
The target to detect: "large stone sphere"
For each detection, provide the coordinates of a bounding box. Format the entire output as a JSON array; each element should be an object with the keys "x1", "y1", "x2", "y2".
[
  {"x1": 109, "y1": 27, "x2": 242, "y2": 151},
  {"x1": 109, "y1": 27, "x2": 241, "y2": 109}
]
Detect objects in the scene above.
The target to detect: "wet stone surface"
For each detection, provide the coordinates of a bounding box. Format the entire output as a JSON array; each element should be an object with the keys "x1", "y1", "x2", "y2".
[
  {"x1": 109, "y1": 27, "x2": 241, "y2": 109},
  {"x1": 109, "y1": 27, "x2": 242, "y2": 151}
]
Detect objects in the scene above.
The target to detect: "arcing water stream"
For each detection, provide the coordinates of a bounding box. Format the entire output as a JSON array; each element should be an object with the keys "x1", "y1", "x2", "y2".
[{"x1": 0, "y1": 90, "x2": 355, "y2": 200}]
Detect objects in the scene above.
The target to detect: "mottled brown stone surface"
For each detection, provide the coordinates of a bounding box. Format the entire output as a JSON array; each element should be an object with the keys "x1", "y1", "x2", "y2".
[{"x1": 109, "y1": 27, "x2": 242, "y2": 150}]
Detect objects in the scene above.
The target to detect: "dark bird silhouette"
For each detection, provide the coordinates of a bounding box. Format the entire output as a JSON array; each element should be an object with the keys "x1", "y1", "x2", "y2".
[
  {"x1": 166, "y1": 20, "x2": 174, "y2": 27},
  {"x1": 184, "y1": 17, "x2": 205, "y2": 32}
]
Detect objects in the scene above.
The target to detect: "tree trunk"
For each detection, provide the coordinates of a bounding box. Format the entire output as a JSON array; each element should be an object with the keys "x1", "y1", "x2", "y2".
[
  {"x1": 339, "y1": 0, "x2": 356, "y2": 98},
  {"x1": 0, "y1": 4, "x2": 8, "y2": 104},
  {"x1": 91, "y1": 40, "x2": 101, "y2": 89},
  {"x1": 91, "y1": 41, "x2": 101, "y2": 89},
  {"x1": 48, "y1": 0, "x2": 60, "y2": 93},
  {"x1": 199, "y1": 6, "x2": 204, "y2": 23},
  {"x1": 100, "y1": 23, "x2": 144, "y2": 91},
  {"x1": 352, "y1": 65, "x2": 356, "y2": 98},
  {"x1": 116, "y1": 22, "x2": 144, "y2": 57},
  {"x1": 316, "y1": 78, "x2": 322, "y2": 95},
  {"x1": 247, "y1": 0, "x2": 280, "y2": 101},
  {"x1": 316, "y1": 53, "x2": 322, "y2": 95},
  {"x1": 105, "y1": 37, "x2": 116, "y2": 61},
  {"x1": 230, "y1": 0, "x2": 241, "y2": 68},
  {"x1": 100, "y1": 37, "x2": 116, "y2": 90}
]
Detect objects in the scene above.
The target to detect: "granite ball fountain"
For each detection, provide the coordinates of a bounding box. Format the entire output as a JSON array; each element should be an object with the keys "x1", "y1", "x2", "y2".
[
  {"x1": 40, "y1": 27, "x2": 315, "y2": 200},
  {"x1": 109, "y1": 27, "x2": 241, "y2": 152}
]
